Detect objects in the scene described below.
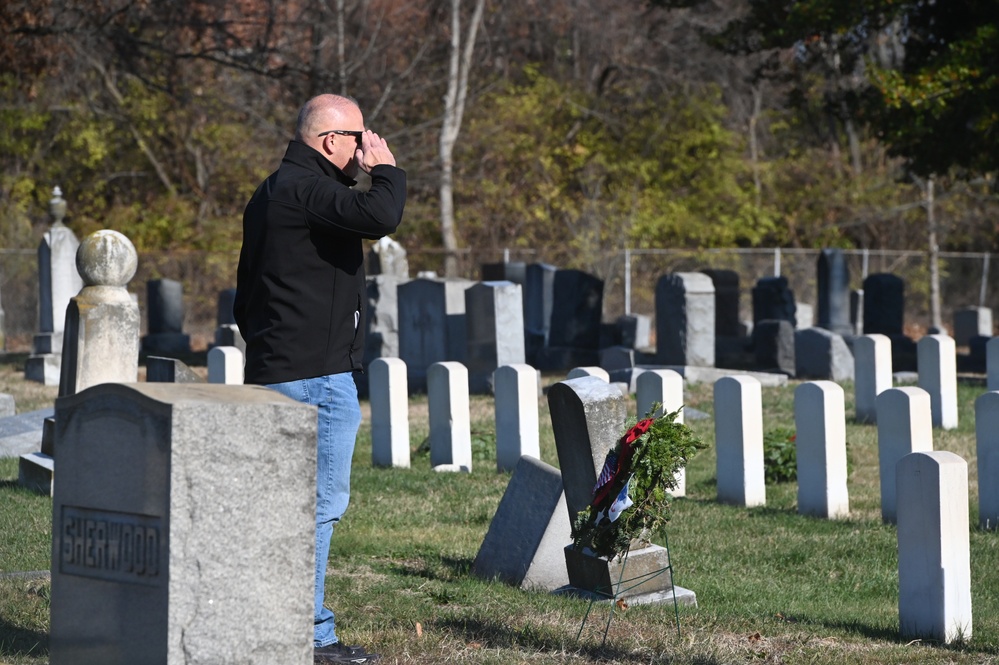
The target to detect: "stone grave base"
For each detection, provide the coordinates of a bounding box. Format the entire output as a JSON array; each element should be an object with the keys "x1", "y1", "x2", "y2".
[
  {"x1": 562, "y1": 543, "x2": 696, "y2": 607},
  {"x1": 554, "y1": 584, "x2": 698, "y2": 608},
  {"x1": 18, "y1": 452, "x2": 53, "y2": 495}
]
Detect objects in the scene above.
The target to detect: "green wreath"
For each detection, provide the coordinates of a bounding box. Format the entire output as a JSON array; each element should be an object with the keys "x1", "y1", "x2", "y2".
[{"x1": 571, "y1": 405, "x2": 707, "y2": 559}]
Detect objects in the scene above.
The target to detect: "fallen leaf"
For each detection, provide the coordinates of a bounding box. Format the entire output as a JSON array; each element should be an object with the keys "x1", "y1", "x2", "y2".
[
  {"x1": 415, "y1": 622, "x2": 423, "y2": 638},
  {"x1": 470, "y1": 642, "x2": 482, "y2": 649},
  {"x1": 616, "y1": 599, "x2": 629, "y2": 611},
  {"x1": 748, "y1": 632, "x2": 761, "y2": 643}
]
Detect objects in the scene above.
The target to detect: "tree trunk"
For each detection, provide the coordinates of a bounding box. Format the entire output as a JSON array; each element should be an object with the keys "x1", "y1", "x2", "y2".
[{"x1": 438, "y1": 0, "x2": 485, "y2": 278}]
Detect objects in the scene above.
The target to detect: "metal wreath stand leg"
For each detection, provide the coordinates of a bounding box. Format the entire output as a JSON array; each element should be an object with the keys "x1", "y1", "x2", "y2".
[{"x1": 575, "y1": 530, "x2": 682, "y2": 647}]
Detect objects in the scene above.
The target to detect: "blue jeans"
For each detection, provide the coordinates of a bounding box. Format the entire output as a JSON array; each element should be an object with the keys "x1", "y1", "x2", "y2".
[{"x1": 266, "y1": 372, "x2": 361, "y2": 648}]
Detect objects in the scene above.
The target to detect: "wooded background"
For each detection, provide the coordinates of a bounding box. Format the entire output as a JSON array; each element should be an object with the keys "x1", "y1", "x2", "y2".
[{"x1": 1, "y1": 0, "x2": 997, "y2": 339}]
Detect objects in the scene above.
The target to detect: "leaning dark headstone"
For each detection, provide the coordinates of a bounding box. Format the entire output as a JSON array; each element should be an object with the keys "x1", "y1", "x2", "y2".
[
  {"x1": 701, "y1": 269, "x2": 741, "y2": 337},
  {"x1": 49, "y1": 383, "x2": 316, "y2": 665},
  {"x1": 146, "y1": 356, "x2": 205, "y2": 383},
  {"x1": 862, "y1": 273, "x2": 905, "y2": 336},
  {"x1": 752, "y1": 320, "x2": 796, "y2": 376},
  {"x1": 471, "y1": 455, "x2": 570, "y2": 591},
  {"x1": 142, "y1": 278, "x2": 191, "y2": 356},
  {"x1": 794, "y1": 327, "x2": 854, "y2": 381},
  {"x1": 817, "y1": 249, "x2": 852, "y2": 335},
  {"x1": 752, "y1": 276, "x2": 797, "y2": 327}
]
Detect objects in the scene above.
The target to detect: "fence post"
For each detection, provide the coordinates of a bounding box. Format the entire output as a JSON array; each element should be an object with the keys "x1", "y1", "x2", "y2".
[
  {"x1": 980, "y1": 253, "x2": 991, "y2": 308},
  {"x1": 774, "y1": 247, "x2": 781, "y2": 277},
  {"x1": 624, "y1": 248, "x2": 632, "y2": 316}
]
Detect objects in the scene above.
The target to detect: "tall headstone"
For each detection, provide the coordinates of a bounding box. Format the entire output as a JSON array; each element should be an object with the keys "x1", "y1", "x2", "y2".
[
  {"x1": 876, "y1": 387, "x2": 933, "y2": 523},
  {"x1": 26, "y1": 186, "x2": 84, "y2": 385},
  {"x1": 896, "y1": 451, "x2": 972, "y2": 644},
  {"x1": 471, "y1": 455, "x2": 570, "y2": 591},
  {"x1": 537, "y1": 270, "x2": 603, "y2": 370},
  {"x1": 636, "y1": 368, "x2": 686, "y2": 497},
  {"x1": 141, "y1": 279, "x2": 191, "y2": 356},
  {"x1": 700, "y1": 269, "x2": 741, "y2": 338},
  {"x1": 752, "y1": 320, "x2": 796, "y2": 375},
  {"x1": 816, "y1": 249, "x2": 852, "y2": 335},
  {"x1": 862, "y1": 273, "x2": 905, "y2": 336},
  {"x1": 49, "y1": 382, "x2": 316, "y2": 665},
  {"x1": 465, "y1": 281, "x2": 525, "y2": 393},
  {"x1": 794, "y1": 327, "x2": 854, "y2": 381},
  {"x1": 362, "y1": 236, "x2": 408, "y2": 381},
  {"x1": 58, "y1": 230, "x2": 140, "y2": 397},
  {"x1": 427, "y1": 361, "x2": 472, "y2": 471},
  {"x1": 975, "y1": 391, "x2": 999, "y2": 530},
  {"x1": 854, "y1": 334, "x2": 892, "y2": 423},
  {"x1": 207, "y1": 346, "x2": 244, "y2": 384},
  {"x1": 794, "y1": 381, "x2": 849, "y2": 519},
  {"x1": 524, "y1": 263, "x2": 556, "y2": 359},
  {"x1": 368, "y1": 235, "x2": 410, "y2": 279},
  {"x1": 369, "y1": 358, "x2": 410, "y2": 468},
  {"x1": 656, "y1": 272, "x2": 715, "y2": 367},
  {"x1": 397, "y1": 278, "x2": 471, "y2": 392},
  {"x1": 917, "y1": 334, "x2": 958, "y2": 430},
  {"x1": 751, "y1": 276, "x2": 796, "y2": 327},
  {"x1": 494, "y1": 364, "x2": 540, "y2": 472},
  {"x1": 216, "y1": 288, "x2": 237, "y2": 326},
  {"x1": 212, "y1": 289, "x2": 246, "y2": 355},
  {"x1": 548, "y1": 376, "x2": 693, "y2": 605},
  {"x1": 714, "y1": 376, "x2": 766, "y2": 507},
  {"x1": 953, "y1": 307, "x2": 992, "y2": 347},
  {"x1": 989, "y1": 337, "x2": 999, "y2": 392}
]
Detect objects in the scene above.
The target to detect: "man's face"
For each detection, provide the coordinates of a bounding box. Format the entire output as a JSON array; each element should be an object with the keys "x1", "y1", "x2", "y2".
[{"x1": 325, "y1": 106, "x2": 364, "y2": 177}]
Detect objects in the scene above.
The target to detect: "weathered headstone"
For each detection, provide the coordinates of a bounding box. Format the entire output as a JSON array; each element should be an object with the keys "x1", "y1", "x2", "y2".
[
  {"x1": 49, "y1": 382, "x2": 316, "y2": 665},
  {"x1": 751, "y1": 276, "x2": 796, "y2": 327},
  {"x1": 854, "y1": 334, "x2": 892, "y2": 423},
  {"x1": 636, "y1": 368, "x2": 686, "y2": 497},
  {"x1": 953, "y1": 307, "x2": 992, "y2": 347},
  {"x1": 494, "y1": 364, "x2": 540, "y2": 472},
  {"x1": 598, "y1": 346, "x2": 635, "y2": 372},
  {"x1": 368, "y1": 235, "x2": 410, "y2": 279},
  {"x1": 567, "y1": 366, "x2": 609, "y2": 382},
  {"x1": 795, "y1": 302, "x2": 814, "y2": 330},
  {"x1": 656, "y1": 272, "x2": 715, "y2": 368},
  {"x1": 397, "y1": 277, "x2": 471, "y2": 392},
  {"x1": 524, "y1": 262, "x2": 556, "y2": 354},
  {"x1": 141, "y1": 279, "x2": 191, "y2": 356},
  {"x1": 975, "y1": 391, "x2": 999, "y2": 530},
  {"x1": 752, "y1": 319, "x2": 796, "y2": 376},
  {"x1": 58, "y1": 230, "x2": 140, "y2": 397},
  {"x1": 146, "y1": 357, "x2": 205, "y2": 384},
  {"x1": 862, "y1": 273, "x2": 905, "y2": 336},
  {"x1": 896, "y1": 451, "x2": 972, "y2": 644},
  {"x1": 357, "y1": 274, "x2": 401, "y2": 396},
  {"x1": 714, "y1": 376, "x2": 766, "y2": 507},
  {"x1": 427, "y1": 361, "x2": 472, "y2": 471},
  {"x1": 700, "y1": 269, "x2": 741, "y2": 338},
  {"x1": 616, "y1": 314, "x2": 652, "y2": 350},
  {"x1": 369, "y1": 357, "x2": 410, "y2": 468},
  {"x1": 794, "y1": 327, "x2": 854, "y2": 381},
  {"x1": 817, "y1": 249, "x2": 852, "y2": 335},
  {"x1": 876, "y1": 387, "x2": 933, "y2": 523},
  {"x1": 465, "y1": 281, "x2": 525, "y2": 393},
  {"x1": 917, "y1": 334, "x2": 958, "y2": 430},
  {"x1": 794, "y1": 381, "x2": 849, "y2": 519},
  {"x1": 26, "y1": 187, "x2": 84, "y2": 385},
  {"x1": 471, "y1": 455, "x2": 570, "y2": 590},
  {"x1": 207, "y1": 346, "x2": 244, "y2": 384},
  {"x1": 548, "y1": 376, "x2": 694, "y2": 605}
]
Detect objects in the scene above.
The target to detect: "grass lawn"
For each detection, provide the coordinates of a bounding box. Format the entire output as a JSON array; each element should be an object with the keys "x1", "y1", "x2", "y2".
[{"x1": 1, "y1": 355, "x2": 997, "y2": 664}]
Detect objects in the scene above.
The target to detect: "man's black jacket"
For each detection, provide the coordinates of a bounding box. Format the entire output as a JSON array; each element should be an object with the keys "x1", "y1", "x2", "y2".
[{"x1": 234, "y1": 140, "x2": 406, "y2": 385}]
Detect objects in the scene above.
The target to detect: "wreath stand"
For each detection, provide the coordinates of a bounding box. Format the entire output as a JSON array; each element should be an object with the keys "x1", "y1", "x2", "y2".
[{"x1": 575, "y1": 531, "x2": 682, "y2": 647}]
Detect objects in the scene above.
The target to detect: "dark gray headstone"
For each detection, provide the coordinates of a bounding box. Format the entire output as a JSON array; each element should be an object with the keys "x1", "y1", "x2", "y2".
[
  {"x1": 397, "y1": 277, "x2": 471, "y2": 391},
  {"x1": 701, "y1": 269, "x2": 741, "y2": 337},
  {"x1": 49, "y1": 383, "x2": 316, "y2": 665},
  {"x1": 752, "y1": 319, "x2": 796, "y2": 376},
  {"x1": 862, "y1": 273, "x2": 905, "y2": 336},
  {"x1": 524, "y1": 263, "x2": 556, "y2": 345},
  {"x1": 817, "y1": 249, "x2": 852, "y2": 335},
  {"x1": 146, "y1": 356, "x2": 205, "y2": 383},
  {"x1": 147, "y1": 279, "x2": 185, "y2": 334},
  {"x1": 794, "y1": 327, "x2": 855, "y2": 381},
  {"x1": 216, "y1": 289, "x2": 237, "y2": 326},
  {"x1": 481, "y1": 262, "x2": 527, "y2": 287},
  {"x1": 548, "y1": 270, "x2": 603, "y2": 350},
  {"x1": 465, "y1": 281, "x2": 525, "y2": 393},
  {"x1": 752, "y1": 277, "x2": 797, "y2": 327},
  {"x1": 656, "y1": 272, "x2": 715, "y2": 367},
  {"x1": 616, "y1": 314, "x2": 651, "y2": 350}
]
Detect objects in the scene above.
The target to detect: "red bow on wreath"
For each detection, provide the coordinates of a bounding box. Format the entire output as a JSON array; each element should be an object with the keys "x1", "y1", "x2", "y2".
[{"x1": 590, "y1": 417, "x2": 654, "y2": 510}]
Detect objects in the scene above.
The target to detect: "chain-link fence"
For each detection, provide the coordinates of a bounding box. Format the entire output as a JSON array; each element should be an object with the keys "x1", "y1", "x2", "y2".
[{"x1": 1, "y1": 245, "x2": 995, "y2": 353}]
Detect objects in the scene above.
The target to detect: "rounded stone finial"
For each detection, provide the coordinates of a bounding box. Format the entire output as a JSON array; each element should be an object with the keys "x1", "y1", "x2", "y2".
[
  {"x1": 76, "y1": 230, "x2": 138, "y2": 287},
  {"x1": 49, "y1": 186, "x2": 67, "y2": 225}
]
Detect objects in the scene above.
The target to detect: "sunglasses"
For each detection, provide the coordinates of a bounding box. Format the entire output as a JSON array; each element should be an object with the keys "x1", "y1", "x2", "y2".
[{"x1": 318, "y1": 129, "x2": 363, "y2": 144}]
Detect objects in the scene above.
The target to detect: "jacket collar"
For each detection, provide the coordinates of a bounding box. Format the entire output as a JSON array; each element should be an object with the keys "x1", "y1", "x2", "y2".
[{"x1": 281, "y1": 140, "x2": 357, "y2": 187}]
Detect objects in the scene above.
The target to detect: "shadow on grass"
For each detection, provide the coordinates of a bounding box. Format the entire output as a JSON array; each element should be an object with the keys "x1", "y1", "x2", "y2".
[
  {"x1": 794, "y1": 616, "x2": 997, "y2": 655},
  {"x1": 391, "y1": 555, "x2": 473, "y2": 581},
  {"x1": 431, "y1": 616, "x2": 730, "y2": 664},
  {"x1": 0, "y1": 618, "x2": 48, "y2": 659}
]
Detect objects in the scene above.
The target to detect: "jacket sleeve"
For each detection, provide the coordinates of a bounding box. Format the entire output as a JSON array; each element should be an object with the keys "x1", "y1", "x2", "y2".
[{"x1": 301, "y1": 165, "x2": 407, "y2": 239}]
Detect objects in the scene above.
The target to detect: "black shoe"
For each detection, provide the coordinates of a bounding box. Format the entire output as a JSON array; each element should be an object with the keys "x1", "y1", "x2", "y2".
[{"x1": 314, "y1": 641, "x2": 381, "y2": 663}]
